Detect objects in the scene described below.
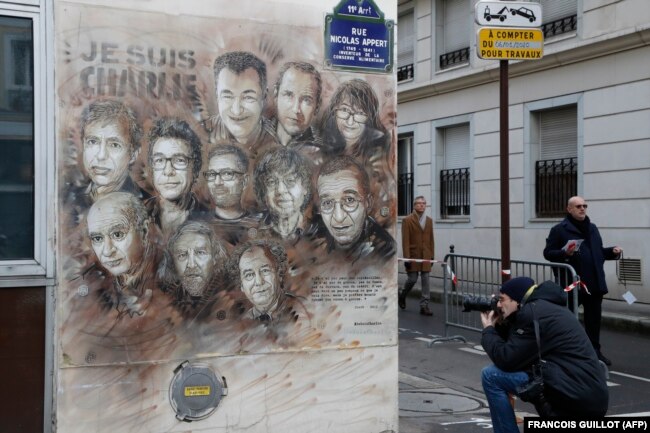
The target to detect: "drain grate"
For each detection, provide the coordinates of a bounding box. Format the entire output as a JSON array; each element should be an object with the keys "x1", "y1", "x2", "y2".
[{"x1": 399, "y1": 390, "x2": 483, "y2": 416}]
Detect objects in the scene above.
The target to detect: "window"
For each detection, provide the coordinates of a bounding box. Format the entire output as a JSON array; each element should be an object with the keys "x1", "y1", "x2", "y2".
[
  {"x1": 534, "y1": 105, "x2": 577, "y2": 217},
  {"x1": 0, "y1": 3, "x2": 51, "y2": 279},
  {"x1": 439, "y1": 124, "x2": 470, "y2": 218},
  {"x1": 397, "y1": 134, "x2": 413, "y2": 215},
  {"x1": 1, "y1": 16, "x2": 34, "y2": 260},
  {"x1": 540, "y1": 0, "x2": 577, "y2": 38},
  {"x1": 397, "y1": 9, "x2": 414, "y2": 82},
  {"x1": 438, "y1": 0, "x2": 470, "y2": 69}
]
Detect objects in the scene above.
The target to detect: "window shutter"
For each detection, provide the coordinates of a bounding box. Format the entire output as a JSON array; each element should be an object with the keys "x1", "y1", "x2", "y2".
[
  {"x1": 398, "y1": 10, "x2": 415, "y2": 69},
  {"x1": 443, "y1": 0, "x2": 469, "y2": 53},
  {"x1": 540, "y1": 106, "x2": 577, "y2": 160},
  {"x1": 540, "y1": 0, "x2": 577, "y2": 23},
  {"x1": 398, "y1": 135, "x2": 413, "y2": 175},
  {"x1": 444, "y1": 124, "x2": 469, "y2": 169}
]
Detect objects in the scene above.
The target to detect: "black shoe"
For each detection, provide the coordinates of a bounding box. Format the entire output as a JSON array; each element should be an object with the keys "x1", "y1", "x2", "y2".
[
  {"x1": 420, "y1": 305, "x2": 433, "y2": 316},
  {"x1": 398, "y1": 295, "x2": 406, "y2": 310},
  {"x1": 597, "y1": 352, "x2": 612, "y2": 367}
]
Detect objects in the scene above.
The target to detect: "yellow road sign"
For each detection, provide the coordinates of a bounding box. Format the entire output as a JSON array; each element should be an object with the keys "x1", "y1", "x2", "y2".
[{"x1": 477, "y1": 27, "x2": 543, "y2": 60}]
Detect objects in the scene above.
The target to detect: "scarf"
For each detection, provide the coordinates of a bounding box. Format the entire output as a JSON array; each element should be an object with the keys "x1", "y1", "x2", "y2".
[
  {"x1": 418, "y1": 211, "x2": 427, "y2": 230},
  {"x1": 567, "y1": 214, "x2": 590, "y2": 238}
]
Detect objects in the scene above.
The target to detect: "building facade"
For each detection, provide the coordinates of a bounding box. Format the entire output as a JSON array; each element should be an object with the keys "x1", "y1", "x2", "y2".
[{"x1": 397, "y1": 0, "x2": 650, "y2": 302}]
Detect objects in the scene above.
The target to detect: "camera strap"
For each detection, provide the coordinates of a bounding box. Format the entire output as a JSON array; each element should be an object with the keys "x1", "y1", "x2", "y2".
[
  {"x1": 530, "y1": 303, "x2": 544, "y2": 376},
  {"x1": 534, "y1": 319, "x2": 542, "y2": 363},
  {"x1": 521, "y1": 284, "x2": 537, "y2": 305}
]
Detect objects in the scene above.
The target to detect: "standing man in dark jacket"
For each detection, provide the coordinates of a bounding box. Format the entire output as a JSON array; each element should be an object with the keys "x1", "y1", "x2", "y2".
[
  {"x1": 543, "y1": 196, "x2": 622, "y2": 366},
  {"x1": 481, "y1": 277, "x2": 608, "y2": 432},
  {"x1": 399, "y1": 196, "x2": 434, "y2": 316}
]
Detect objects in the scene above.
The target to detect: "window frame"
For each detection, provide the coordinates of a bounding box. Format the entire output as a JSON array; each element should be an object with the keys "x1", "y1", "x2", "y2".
[
  {"x1": 435, "y1": 0, "x2": 470, "y2": 71},
  {"x1": 397, "y1": 6, "x2": 415, "y2": 83},
  {"x1": 0, "y1": 2, "x2": 54, "y2": 284},
  {"x1": 524, "y1": 93, "x2": 583, "y2": 227},
  {"x1": 432, "y1": 114, "x2": 473, "y2": 224},
  {"x1": 439, "y1": 123, "x2": 470, "y2": 219},
  {"x1": 540, "y1": 0, "x2": 578, "y2": 39},
  {"x1": 397, "y1": 132, "x2": 414, "y2": 216}
]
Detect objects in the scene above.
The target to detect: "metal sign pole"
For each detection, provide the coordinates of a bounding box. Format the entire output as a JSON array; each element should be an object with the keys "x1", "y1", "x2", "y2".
[
  {"x1": 500, "y1": 59, "x2": 511, "y2": 283},
  {"x1": 474, "y1": 1, "x2": 544, "y2": 283}
]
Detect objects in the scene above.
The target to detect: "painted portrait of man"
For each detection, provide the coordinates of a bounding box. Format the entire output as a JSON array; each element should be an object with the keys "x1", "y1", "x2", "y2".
[
  {"x1": 66, "y1": 99, "x2": 148, "y2": 215},
  {"x1": 209, "y1": 51, "x2": 276, "y2": 156},
  {"x1": 158, "y1": 221, "x2": 227, "y2": 317},
  {"x1": 146, "y1": 117, "x2": 207, "y2": 236},
  {"x1": 254, "y1": 147, "x2": 312, "y2": 241},
  {"x1": 60, "y1": 191, "x2": 180, "y2": 367},
  {"x1": 86, "y1": 191, "x2": 158, "y2": 317},
  {"x1": 229, "y1": 239, "x2": 309, "y2": 324},
  {"x1": 314, "y1": 156, "x2": 395, "y2": 263},
  {"x1": 204, "y1": 143, "x2": 262, "y2": 245},
  {"x1": 272, "y1": 61, "x2": 322, "y2": 148}
]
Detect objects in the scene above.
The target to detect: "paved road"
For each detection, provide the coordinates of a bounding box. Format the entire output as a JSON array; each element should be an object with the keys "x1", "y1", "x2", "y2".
[{"x1": 398, "y1": 300, "x2": 650, "y2": 432}]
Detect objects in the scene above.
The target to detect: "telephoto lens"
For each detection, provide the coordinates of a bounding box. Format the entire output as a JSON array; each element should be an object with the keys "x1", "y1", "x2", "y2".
[{"x1": 462, "y1": 295, "x2": 498, "y2": 313}]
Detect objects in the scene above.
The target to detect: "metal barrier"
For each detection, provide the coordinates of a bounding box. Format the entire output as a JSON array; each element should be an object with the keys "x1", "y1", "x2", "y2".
[{"x1": 430, "y1": 250, "x2": 580, "y2": 345}]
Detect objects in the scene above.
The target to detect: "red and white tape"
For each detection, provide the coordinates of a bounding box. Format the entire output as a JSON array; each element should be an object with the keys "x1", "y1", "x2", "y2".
[
  {"x1": 398, "y1": 258, "x2": 447, "y2": 264},
  {"x1": 564, "y1": 280, "x2": 590, "y2": 295}
]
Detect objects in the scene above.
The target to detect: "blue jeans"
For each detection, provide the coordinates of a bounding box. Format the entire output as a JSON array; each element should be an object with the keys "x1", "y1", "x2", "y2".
[{"x1": 481, "y1": 364, "x2": 530, "y2": 433}]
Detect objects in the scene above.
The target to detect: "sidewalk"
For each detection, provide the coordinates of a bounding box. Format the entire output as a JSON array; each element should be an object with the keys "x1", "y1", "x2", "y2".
[{"x1": 398, "y1": 272, "x2": 650, "y2": 335}]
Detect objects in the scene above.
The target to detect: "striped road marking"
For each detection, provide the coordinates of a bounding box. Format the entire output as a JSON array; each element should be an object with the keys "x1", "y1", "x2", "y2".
[
  {"x1": 459, "y1": 347, "x2": 487, "y2": 356},
  {"x1": 610, "y1": 371, "x2": 650, "y2": 383}
]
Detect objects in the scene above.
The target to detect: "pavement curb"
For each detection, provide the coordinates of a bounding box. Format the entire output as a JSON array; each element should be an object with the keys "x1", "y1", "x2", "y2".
[{"x1": 598, "y1": 312, "x2": 650, "y2": 335}]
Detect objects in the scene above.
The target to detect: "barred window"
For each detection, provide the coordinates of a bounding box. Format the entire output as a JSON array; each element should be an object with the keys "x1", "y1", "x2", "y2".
[
  {"x1": 440, "y1": 124, "x2": 470, "y2": 218},
  {"x1": 398, "y1": 9, "x2": 414, "y2": 82},
  {"x1": 540, "y1": 0, "x2": 577, "y2": 38},
  {"x1": 534, "y1": 105, "x2": 578, "y2": 217},
  {"x1": 438, "y1": 0, "x2": 470, "y2": 70}
]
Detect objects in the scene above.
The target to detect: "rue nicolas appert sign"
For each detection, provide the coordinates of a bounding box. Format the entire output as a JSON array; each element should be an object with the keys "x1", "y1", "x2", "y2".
[{"x1": 475, "y1": 1, "x2": 543, "y2": 60}]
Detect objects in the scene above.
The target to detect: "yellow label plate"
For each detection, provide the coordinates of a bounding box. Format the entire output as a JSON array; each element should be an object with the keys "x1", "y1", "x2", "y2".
[
  {"x1": 477, "y1": 27, "x2": 543, "y2": 60},
  {"x1": 184, "y1": 385, "x2": 211, "y2": 397}
]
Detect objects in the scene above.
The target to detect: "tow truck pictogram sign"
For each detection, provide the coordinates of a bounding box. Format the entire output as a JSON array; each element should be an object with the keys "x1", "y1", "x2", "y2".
[{"x1": 475, "y1": 1, "x2": 542, "y2": 28}]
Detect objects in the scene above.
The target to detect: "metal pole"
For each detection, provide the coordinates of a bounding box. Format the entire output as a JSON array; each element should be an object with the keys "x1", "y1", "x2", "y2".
[{"x1": 500, "y1": 59, "x2": 511, "y2": 283}]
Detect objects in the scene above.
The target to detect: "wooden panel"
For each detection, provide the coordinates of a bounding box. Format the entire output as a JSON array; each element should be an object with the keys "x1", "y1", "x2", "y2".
[{"x1": 0, "y1": 287, "x2": 45, "y2": 433}]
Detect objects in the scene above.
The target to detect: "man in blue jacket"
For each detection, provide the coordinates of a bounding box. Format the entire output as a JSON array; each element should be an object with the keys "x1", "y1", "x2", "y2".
[
  {"x1": 543, "y1": 196, "x2": 622, "y2": 366},
  {"x1": 481, "y1": 277, "x2": 608, "y2": 432}
]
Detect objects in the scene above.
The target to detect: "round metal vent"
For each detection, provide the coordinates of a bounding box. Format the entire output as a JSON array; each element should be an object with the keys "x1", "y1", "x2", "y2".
[{"x1": 169, "y1": 361, "x2": 227, "y2": 422}]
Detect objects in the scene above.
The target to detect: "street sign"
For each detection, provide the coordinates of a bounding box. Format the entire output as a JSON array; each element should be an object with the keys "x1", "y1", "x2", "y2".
[
  {"x1": 324, "y1": 0, "x2": 394, "y2": 73},
  {"x1": 477, "y1": 27, "x2": 543, "y2": 60},
  {"x1": 475, "y1": 1, "x2": 542, "y2": 28}
]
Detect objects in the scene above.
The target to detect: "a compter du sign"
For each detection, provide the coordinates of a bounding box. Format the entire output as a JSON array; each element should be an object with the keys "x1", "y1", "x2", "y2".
[{"x1": 475, "y1": 1, "x2": 543, "y2": 61}]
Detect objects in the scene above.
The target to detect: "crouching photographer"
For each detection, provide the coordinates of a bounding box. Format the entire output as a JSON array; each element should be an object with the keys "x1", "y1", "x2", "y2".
[{"x1": 480, "y1": 277, "x2": 608, "y2": 433}]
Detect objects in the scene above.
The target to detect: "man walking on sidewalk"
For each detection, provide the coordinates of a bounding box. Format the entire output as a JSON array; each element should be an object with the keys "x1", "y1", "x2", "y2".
[{"x1": 399, "y1": 196, "x2": 434, "y2": 316}]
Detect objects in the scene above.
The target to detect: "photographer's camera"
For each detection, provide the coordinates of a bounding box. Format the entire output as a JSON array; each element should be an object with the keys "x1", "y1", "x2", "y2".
[{"x1": 462, "y1": 295, "x2": 498, "y2": 313}]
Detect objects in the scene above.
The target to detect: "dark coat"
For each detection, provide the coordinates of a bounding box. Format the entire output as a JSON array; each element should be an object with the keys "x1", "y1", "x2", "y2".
[
  {"x1": 481, "y1": 281, "x2": 609, "y2": 417},
  {"x1": 543, "y1": 216, "x2": 619, "y2": 294},
  {"x1": 401, "y1": 212, "x2": 434, "y2": 272}
]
